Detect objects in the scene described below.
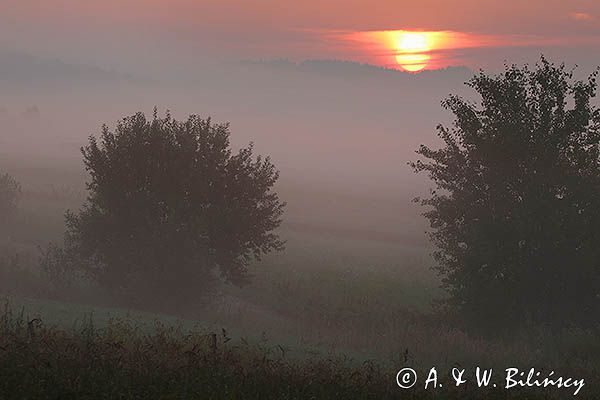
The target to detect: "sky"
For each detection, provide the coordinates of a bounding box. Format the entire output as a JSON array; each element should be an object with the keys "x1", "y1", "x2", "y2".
[
  {"x1": 2, "y1": 0, "x2": 600, "y2": 238},
  {"x1": 2, "y1": 0, "x2": 600, "y2": 74}
]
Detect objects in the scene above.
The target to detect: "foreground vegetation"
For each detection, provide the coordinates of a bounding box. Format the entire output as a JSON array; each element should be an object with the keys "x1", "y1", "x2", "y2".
[
  {"x1": 0, "y1": 302, "x2": 418, "y2": 400},
  {"x1": 1, "y1": 302, "x2": 592, "y2": 400}
]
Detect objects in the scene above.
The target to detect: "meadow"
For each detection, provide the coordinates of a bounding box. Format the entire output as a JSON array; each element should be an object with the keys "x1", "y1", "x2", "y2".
[{"x1": 1, "y1": 155, "x2": 600, "y2": 398}]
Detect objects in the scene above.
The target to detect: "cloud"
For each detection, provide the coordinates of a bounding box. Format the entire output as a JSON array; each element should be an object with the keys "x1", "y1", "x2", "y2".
[
  {"x1": 328, "y1": 29, "x2": 600, "y2": 72},
  {"x1": 570, "y1": 12, "x2": 596, "y2": 22}
]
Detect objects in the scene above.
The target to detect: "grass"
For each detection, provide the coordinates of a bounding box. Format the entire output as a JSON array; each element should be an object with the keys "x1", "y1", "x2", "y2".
[
  {"x1": 0, "y1": 302, "x2": 582, "y2": 400},
  {"x1": 0, "y1": 303, "x2": 379, "y2": 399}
]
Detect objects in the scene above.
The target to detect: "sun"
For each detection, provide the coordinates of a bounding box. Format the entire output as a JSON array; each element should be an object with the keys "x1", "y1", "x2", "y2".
[
  {"x1": 394, "y1": 31, "x2": 433, "y2": 72},
  {"x1": 395, "y1": 53, "x2": 431, "y2": 72},
  {"x1": 397, "y1": 32, "x2": 430, "y2": 53},
  {"x1": 343, "y1": 29, "x2": 460, "y2": 72}
]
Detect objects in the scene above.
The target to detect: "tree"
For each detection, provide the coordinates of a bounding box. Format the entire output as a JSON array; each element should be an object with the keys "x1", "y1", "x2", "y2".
[
  {"x1": 412, "y1": 58, "x2": 600, "y2": 329},
  {"x1": 64, "y1": 111, "x2": 285, "y2": 305},
  {"x1": 0, "y1": 172, "x2": 21, "y2": 226}
]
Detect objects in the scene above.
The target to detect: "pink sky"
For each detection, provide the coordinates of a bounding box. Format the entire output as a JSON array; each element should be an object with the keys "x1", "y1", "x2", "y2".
[{"x1": 2, "y1": 0, "x2": 600, "y2": 72}]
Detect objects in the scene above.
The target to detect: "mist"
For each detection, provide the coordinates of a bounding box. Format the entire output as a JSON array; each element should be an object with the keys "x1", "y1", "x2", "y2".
[
  {"x1": 2, "y1": 30, "x2": 599, "y2": 397},
  {"x1": 1, "y1": 51, "x2": 475, "y2": 246}
]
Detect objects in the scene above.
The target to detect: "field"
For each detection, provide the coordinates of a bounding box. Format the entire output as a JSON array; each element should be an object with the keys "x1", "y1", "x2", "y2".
[
  {"x1": 1, "y1": 155, "x2": 600, "y2": 398},
  {"x1": 3, "y1": 300, "x2": 561, "y2": 400}
]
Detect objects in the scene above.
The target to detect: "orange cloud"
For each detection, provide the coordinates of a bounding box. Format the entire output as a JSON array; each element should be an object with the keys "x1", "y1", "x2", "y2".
[
  {"x1": 329, "y1": 29, "x2": 600, "y2": 72},
  {"x1": 334, "y1": 30, "x2": 525, "y2": 71}
]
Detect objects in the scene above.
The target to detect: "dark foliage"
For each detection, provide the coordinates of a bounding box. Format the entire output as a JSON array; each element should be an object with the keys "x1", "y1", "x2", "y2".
[
  {"x1": 412, "y1": 58, "x2": 600, "y2": 329},
  {"x1": 62, "y1": 111, "x2": 285, "y2": 305}
]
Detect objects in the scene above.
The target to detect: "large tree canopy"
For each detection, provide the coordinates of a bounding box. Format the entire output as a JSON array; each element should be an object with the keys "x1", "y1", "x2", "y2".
[
  {"x1": 64, "y1": 111, "x2": 285, "y2": 304},
  {"x1": 412, "y1": 58, "x2": 600, "y2": 328}
]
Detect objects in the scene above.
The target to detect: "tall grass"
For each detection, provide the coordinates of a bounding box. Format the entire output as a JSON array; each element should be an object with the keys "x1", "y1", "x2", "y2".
[
  {"x1": 0, "y1": 302, "x2": 571, "y2": 399},
  {"x1": 0, "y1": 302, "x2": 402, "y2": 399}
]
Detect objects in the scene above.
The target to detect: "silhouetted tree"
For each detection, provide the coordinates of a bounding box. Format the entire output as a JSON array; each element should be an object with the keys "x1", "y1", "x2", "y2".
[
  {"x1": 412, "y1": 58, "x2": 600, "y2": 329},
  {"x1": 64, "y1": 111, "x2": 285, "y2": 305},
  {"x1": 0, "y1": 172, "x2": 21, "y2": 226}
]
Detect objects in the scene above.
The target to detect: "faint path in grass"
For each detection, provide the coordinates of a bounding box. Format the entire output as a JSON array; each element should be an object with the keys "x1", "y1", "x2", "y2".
[{"x1": 0, "y1": 293, "x2": 343, "y2": 362}]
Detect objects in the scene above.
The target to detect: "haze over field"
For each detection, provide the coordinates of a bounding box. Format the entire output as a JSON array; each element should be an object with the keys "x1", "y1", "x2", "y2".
[
  {"x1": 2, "y1": 0, "x2": 599, "y2": 235},
  {"x1": 0, "y1": 52, "x2": 478, "y2": 243},
  {"x1": 3, "y1": 1, "x2": 600, "y2": 246}
]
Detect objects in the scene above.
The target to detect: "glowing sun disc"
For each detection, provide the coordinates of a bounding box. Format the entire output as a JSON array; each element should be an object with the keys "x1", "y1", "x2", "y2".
[
  {"x1": 341, "y1": 29, "x2": 465, "y2": 72},
  {"x1": 395, "y1": 53, "x2": 431, "y2": 72},
  {"x1": 394, "y1": 31, "x2": 434, "y2": 72},
  {"x1": 397, "y1": 32, "x2": 431, "y2": 53}
]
